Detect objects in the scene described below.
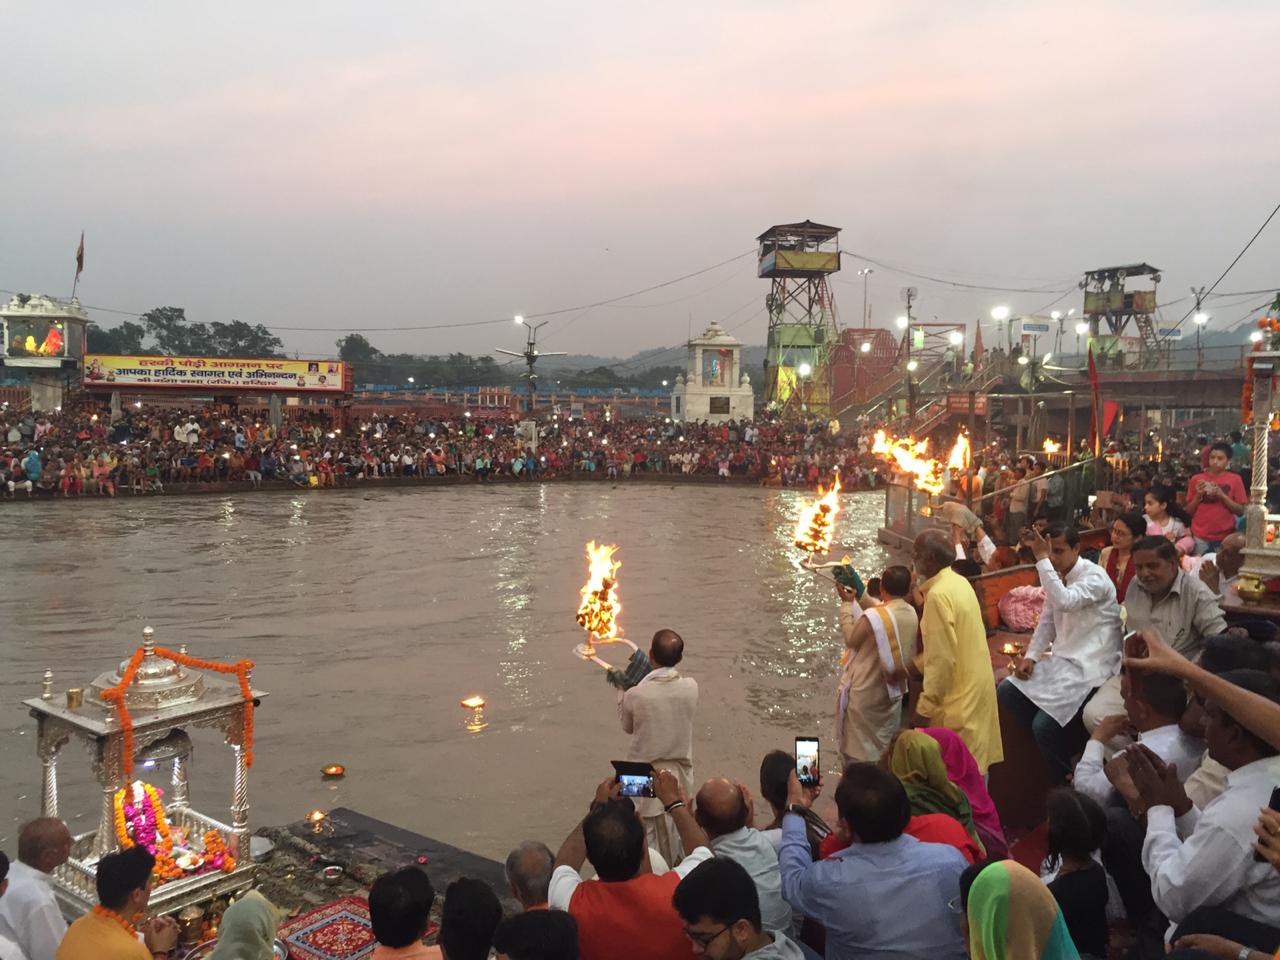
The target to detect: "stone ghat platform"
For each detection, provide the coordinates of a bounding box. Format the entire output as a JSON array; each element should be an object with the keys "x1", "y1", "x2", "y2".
[{"x1": 254, "y1": 807, "x2": 512, "y2": 919}]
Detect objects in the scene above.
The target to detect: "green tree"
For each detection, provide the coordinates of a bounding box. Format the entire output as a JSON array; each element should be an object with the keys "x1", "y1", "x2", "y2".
[
  {"x1": 86, "y1": 320, "x2": 146, "y2": 354},
  {"x1": 336, "y1": 333, "x2": 381, "y2": 363},
  {"x1": 137, "y1": 307, "x2": 282, "y2": 357}
]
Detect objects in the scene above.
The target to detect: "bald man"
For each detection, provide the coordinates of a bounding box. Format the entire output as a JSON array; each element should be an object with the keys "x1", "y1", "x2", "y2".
[
  {"x1": 695, "y1": 778, "x2": 792, "y2": 935},
  {"x1": 619, "y1": 628, "x2": 698, "y2": 865},
  {"x1": 0, "y1": 817, "x2": 72, "y2": 960},
  {"x1": 1198, "y1": 531, "x2": 1246, "y2": 598},
  {"x1": 910, "y1": 529, "x2": 1003, "y2": 773}
]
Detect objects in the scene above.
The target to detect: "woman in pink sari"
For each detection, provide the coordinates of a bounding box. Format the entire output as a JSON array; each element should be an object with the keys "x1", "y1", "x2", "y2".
[{"x1": 922, "y1": 726, "x2": 1008, "y2": 859}]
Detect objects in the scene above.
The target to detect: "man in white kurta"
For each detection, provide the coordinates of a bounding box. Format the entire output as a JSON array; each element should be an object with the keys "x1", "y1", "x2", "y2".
[
  {"x1": 619, "y1": 628, "x2": 698, "y2": 866},
  {"x1": 997, "y1": 524, "x2": 1122, "y2": 784},
  {"x1": 835, "y1": 566, "x2": 918, "y2": 767}
]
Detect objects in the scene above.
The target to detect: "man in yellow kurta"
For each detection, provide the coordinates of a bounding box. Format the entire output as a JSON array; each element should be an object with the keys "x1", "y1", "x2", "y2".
[
  {"x1": 910, "y1": 529, "x2": 1003, "y2": 773},
  {"x1": 57, "y1": 846, "x2": 178, "y2": 960}
]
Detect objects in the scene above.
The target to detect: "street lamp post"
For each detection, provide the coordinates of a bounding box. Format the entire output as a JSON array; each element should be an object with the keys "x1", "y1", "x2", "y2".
[
  {"x1": 991, "y1": 306, "x2": 1011, "y2": 355},
  {"x1": 1193, "y1": 311, "x2": 1209, "y2": 368},
  {"x1": 857, "y1": 267, "x2": 874, "y2": 328},
  {"x1": 1074, "y1": 321, "x2": 1089, "y2": 358}
]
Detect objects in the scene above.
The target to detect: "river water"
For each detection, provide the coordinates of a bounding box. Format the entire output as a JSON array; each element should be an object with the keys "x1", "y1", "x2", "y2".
[{"x1": 0, "y1": 483, "x2": 892, "y2": 859}]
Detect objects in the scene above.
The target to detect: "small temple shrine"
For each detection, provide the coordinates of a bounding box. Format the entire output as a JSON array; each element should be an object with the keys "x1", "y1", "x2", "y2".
[
  {"x1": 670, "y1": 319, "x2": 755, "y2": 423},
  {"x1": 24, "y1": 627, "x2": 264, "y2": 917}
]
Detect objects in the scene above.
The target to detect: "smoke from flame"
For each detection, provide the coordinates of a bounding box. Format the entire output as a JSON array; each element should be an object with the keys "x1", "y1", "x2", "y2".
[
  {"x1": 576, "y1": 541, "x2": 621, "y2": 641},
  {"x1": 793, "y1": 473, "x2": 842, "y2": 555}
]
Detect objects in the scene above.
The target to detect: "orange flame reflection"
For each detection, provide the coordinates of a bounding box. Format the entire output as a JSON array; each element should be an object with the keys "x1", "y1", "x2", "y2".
[
  {"x1": 576, "y1": 541, "x2": 621, "y2": 643},
  {"x1": 793, "y1": 472, "x2": 842, "y2": 555},
  {"x1": 872, "y1": 430, "x2": 946, "y2": 495}
]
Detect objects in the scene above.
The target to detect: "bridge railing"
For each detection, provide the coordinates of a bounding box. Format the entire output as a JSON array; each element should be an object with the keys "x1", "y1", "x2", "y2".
[{"x1": 1047, "y1": 343, "x2": 1248, "y2": 373}]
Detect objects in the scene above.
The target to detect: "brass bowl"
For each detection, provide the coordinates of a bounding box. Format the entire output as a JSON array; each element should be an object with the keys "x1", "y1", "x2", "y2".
[{"x1": 1237, "y1": 575, "x2": 1267, "y2": 604}]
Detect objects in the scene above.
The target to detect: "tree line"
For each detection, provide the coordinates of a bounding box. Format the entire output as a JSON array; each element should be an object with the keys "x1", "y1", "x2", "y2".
[{"x1": 82, "y1": 314, "x2": 680, "y2": 389}]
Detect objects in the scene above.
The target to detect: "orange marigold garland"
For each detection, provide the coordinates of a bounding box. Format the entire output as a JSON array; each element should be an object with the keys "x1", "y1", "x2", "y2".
[
  {"x1": 156, "y1": 647, "x2": 256, "y2": 770},
  {"x1": 92, "y1": 904, "x2": 138, "y2": 936},
  {"x1": 100, "y1": 649, "x2": 145, "y2": 778},
  {"x1": 202, "y1": 829, "x2": 237, "y2": 873},
  {"x1": 99, "y1": 647, "x2": 255, "y2": 777}
]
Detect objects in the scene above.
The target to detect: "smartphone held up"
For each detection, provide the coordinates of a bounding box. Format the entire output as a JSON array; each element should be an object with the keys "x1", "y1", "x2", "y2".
[{"x1": 795, "y1": 736, "x2": 819, "y2": 787}]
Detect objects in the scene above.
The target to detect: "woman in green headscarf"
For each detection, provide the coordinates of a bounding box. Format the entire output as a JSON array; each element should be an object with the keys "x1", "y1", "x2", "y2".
[
  {"x1": 887, "y1": 729, "x2": 984, "y2": 853},
  {"x1": 962, "y1": 860, "x2": 1081, "y2": 960},
  {"x1": 209, "y1": 889, "x2": 281, "y2": 960}
]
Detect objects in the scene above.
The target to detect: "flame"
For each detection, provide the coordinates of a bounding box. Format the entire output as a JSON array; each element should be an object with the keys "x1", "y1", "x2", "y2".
[
  {"x1": 1042, "y1": 438, "x2": 1062, "y2": 454},
  {"x1": 576, "y1": 541, "x2": 621, "y2": 641},
  {"x1": 793, "y1": 473, "x2": 842, "y2": 555},
  {"x1": 947, "y1": 433, "x2": 971, "y2": 471},
  {"x1": 872, "y1": 430, "x2": 946, "y2": 495},
  {"x1": 460, "y1": 695, "x2": 486, "y2": 709}
]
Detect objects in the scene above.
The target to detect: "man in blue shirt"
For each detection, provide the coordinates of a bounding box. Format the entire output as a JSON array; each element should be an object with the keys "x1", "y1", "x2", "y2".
[{"x1": 778, "y1": 763, "x2": 967, "y2": 960}]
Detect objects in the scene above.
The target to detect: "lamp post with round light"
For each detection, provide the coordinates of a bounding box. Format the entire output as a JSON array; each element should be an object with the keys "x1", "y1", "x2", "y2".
[
  {"x1": 797, "y1": 362, "x2": 813, "y2": 412},
  {"x1": 991, "y1": 306, "x2": 1011, "y2": 356},
  {"x1": 1074, "y1": 321, "x2": 1089, "y2": 358},
  {"x1": 857, "y1": 267, "x2": 874, "y2": 328},
  {"x1": 1193, "y1": 311, "x2": 1209, "y2": 368}
]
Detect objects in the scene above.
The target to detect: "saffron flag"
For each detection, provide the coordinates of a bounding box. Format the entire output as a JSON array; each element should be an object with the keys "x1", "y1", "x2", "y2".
[
  {"x1": 973, "y1": 322, "x2": 985, "y2": 363},
  {"x1": 75, "y1": 231, "x2": 84, "y2": 279},
  {"x1": 1087, "y1": 343, "x2": 1101, "y2": 455}
]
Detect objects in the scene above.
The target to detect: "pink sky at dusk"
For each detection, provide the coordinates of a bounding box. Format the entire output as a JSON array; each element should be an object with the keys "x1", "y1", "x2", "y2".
[{"x1": 2, "y1": 1, "x2": 1278, "y2": 360}]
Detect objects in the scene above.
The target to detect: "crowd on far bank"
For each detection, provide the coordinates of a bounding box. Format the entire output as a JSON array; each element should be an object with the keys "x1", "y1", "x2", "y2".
[{"x1": 0, "y1": 402, "x2": 902, "y2": 501}]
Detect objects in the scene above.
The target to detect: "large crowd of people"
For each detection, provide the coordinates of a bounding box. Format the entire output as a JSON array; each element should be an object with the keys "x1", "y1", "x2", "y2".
[
  {"x1": 6, "y1": 516, "x2": 1280, "y2": 959},
  {"x1": 3, "y1": 417, "x2": 1279, "y2": 960},
  {"x1": 0, "y1": 402, "x2": 896, "y2": 500}
]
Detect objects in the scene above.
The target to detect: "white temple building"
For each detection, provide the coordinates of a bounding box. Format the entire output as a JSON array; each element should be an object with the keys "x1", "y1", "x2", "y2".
[{"x1": 670, "y1": 319, "x2": 754, "y2": 423}]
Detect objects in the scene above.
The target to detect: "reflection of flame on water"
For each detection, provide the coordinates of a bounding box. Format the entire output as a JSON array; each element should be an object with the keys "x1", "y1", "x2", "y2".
[
  {"x1": 460, "y1": 695, "x2": 488, "y2": 733},
  {"x1": 793, "y1": 472, "x2": 842, "y2": 556},
  {"x1": 1042, "y1": 438, "x2": 1062, "y2": 454},
  {"x1": 576, "y1": 541, "x2": 621, "y2": 657},
  {"x1": 872, "y1": 430, "x2": 946, "y2": 495}
]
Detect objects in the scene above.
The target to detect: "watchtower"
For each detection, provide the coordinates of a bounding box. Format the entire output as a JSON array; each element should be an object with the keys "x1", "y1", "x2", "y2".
[
  {"x1": 758, "y1": 221, "x2": 841, "y2": 416},
  {"x1": 1081, "y1": 263, "x2": 1162, "y2": 366}
]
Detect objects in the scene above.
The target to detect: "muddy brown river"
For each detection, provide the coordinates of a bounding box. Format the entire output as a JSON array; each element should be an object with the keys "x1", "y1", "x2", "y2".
[{"x1": 0, "y1": 483, "x2": 892, "y2": 859}]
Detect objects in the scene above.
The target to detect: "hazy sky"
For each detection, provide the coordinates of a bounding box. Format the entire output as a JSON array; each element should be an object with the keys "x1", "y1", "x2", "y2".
[{"x1": 3, "y1": 1, "x2": 1278, "y2": 363}]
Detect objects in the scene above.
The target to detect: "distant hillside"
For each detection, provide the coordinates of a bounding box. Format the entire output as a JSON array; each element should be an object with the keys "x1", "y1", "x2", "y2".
[{"x1": 541, "y1": 343, "x2": 767, "y2": 374}]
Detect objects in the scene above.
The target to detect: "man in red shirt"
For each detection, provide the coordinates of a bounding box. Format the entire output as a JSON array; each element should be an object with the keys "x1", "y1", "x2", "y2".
[
  {"x1": 548, "y1": 771, "x2": 713, "y2": 960},
  {"x1": 1186, "y1": 441, "x2": 1246, "y2": 554}
]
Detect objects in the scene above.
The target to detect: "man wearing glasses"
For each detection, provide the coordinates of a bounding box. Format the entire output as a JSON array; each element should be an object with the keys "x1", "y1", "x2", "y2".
[{"x1": 673, "y1": 857, "x2": 806, "y2": 959}]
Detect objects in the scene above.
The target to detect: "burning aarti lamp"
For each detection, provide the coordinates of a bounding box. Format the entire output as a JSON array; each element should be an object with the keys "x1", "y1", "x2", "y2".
[
  {"x1": 793, "y1": 473, "x2": 842, "y2": 565},
  {"x1": 574, "y1": 541, "x2": 638, "y2": 670},
  {"x1": 305, "y1": 809, "x2": 332, "y2": 835},
  {"x1": 321, "y1": 764, "x2": 345, "y2": 780}
]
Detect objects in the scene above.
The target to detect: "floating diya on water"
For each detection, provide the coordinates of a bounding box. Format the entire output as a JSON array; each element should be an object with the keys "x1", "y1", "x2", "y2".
[
  {"x1": 321, "y1": 764, "x2": 346, "y2": 779},
  {"x1": 460, "y1": 695, "x2": 486, "y2": 710}
]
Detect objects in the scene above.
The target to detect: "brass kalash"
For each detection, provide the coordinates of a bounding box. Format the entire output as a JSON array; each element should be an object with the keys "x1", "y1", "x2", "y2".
[{"x1": 24, "y1": 626, "x2": 265, "y2": 917}]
